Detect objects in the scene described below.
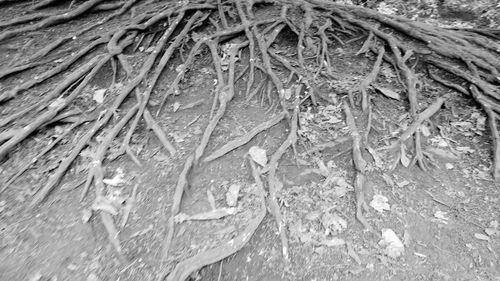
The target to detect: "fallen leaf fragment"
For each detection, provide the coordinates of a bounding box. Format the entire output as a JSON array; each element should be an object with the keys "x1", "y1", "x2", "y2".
[
  {"x1": 82, "y1": 208, "x2": 93, "y2": 223},
  {"x1": 207, "y1": 189, "x2": 217, "y2": 210},
  {"x1": 421, "y1": 125, "x2": 431, "y2": 136},
  {"x1": 379, "y1": 229, "x2": 404, "y2": 258},
  {"x1": 172, "y1": 102, "x2": 181, "y2": 112},
  {"x1": 320, "y1": 237, "x2": 345, "y2": 247},
  {"x1": 369, "y1": 194, "x2": 390, "y2": 213},
  {"x1": 396, "y1": 180, "x2": 410, "y2": 188},
  {"x1": 455, "y1": 146, "x2": 474, "y2": 153},
  {"x1": 249, "y1": 146, "x2": 267, "y2": 167},
  {"x1": 29, "y1": 272, "x2": 42, "y2": 281},
  {"x1": 103, "y1": 169, "x2": 125, "y2": 186},
  {"x1": 87, "y1": 273, "x2": 99, "y2": 281},
  {"x1": 92, "y1": 196, "x2": 118, "y2": 216},
  {"x1": 434, "y1": 210, "x2": 449, "y2": 223},
  {"x1": 400, "y1": 144, "x2": 410, "y2": 167},
  {"x1": 474, "y1": 233, "x2": 490, "y2": 241},
  {"x1": 375, "y1": 86, "x2": 400, "y2": 100},
  {"x1": 93, "y1": 89, "x2": 106, "y2": 104},
  {"x1": 225, "y1": 184, "x2": 241, "y2": 207},
  {"x1": 485, "y1": 228, "x2": 497, "y2": 236}
]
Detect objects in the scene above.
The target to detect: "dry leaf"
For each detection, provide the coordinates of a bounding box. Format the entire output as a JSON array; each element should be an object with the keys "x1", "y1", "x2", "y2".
[
  {"x1": 421, "y1": 125, "x2": 431, "y2": 137},
  {"x1": 456, "y1": 146, "x2": 474, "y2": 153},
  {"x1": 28, "y1": 272, "x2": 42, "y2": 281},
  {"x1": 375, "y1": 86, "x2": 400, "y2": 100},
  {"x1": 379, "y1": 229, "x2": 405, "y2": 258},
  {"x1": 82, "y1": 209, "x2": 93, "y2": 223},
  {"x1": 103, "y1": 169, "x2": 125, "y2": 186},
  {"x1": 249, "y1": 146, "x2": 267, "y2": 167},
  {"x1": 400, "y1": 144, "x2": 410, "y2": 167},
  {"x1": 396, "y1": 180, "x2": 410, "y2": 188},
  {"x1": 172, "y1": 102, "x2": 181, "y2": 112},
  {"x1": 474, "y1": 233, "x2": 490, "y2": 241},
  {"x1": 92, "y1": 197, "x2": 118, "y2": 216},
  {"x1": 369, "y1": 194, "x2": 390, "y2": 213},
  {"x1": 283, "y1": 88, "x2": 292, "y2": 100},
  {"x1": 490, "y1": 220, "x2": 499, "y2": 229},
  {"x1": 434, "y1": 210, "x2": 449, "y2": 223},
  {"x1": 207, "y1": 189, "x2": 216, "y2": 210},
  {"x1": 93, "y1": 89, "x2": 106, "y2": 104},
  {"x1": 225, "y1": 184, "x2": 241, "y2": 207},
  {"x1": 485, "y1": 228, "x2": 497, "y2": 236},
  {"x1": 320, "y1": 237, "x2": 345, "y2": 247}
]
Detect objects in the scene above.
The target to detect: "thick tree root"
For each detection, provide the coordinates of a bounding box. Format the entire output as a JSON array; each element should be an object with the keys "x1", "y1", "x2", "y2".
[
  {"x1": 0, "y1": 0, "x2": 106, "y2": 42},
  {"x1": 203, "y1": 112, "x2": 286, "y2": 163},
  {"x1": 158, "y1": 157, "x2": 266, "y2": 281}
]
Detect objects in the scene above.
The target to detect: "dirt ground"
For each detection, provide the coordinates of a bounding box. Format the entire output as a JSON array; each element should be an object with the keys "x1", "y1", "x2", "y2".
[{"x1": 0, "y1": 1, "x2": 499, "y2": 281}]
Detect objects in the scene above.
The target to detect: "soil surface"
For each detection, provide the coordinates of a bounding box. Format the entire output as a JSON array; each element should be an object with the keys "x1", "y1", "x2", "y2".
[{"x1": 0, "y1": 1, "x2": 499, "y2": 281}]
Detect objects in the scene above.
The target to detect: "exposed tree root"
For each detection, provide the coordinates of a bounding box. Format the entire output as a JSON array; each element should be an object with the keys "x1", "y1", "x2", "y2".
[
  {"x1": 161, "y1": 154, "x2": 194, "y2": 259},
  {"x1": 389, "y1": 96, "x2": 446, "y2": 170},
  {"x1": 159, "y1": 157, "x2": 266, "y2": 281},
  {"x1": 0, "y1": 0, "x2": 499, "y2": 279},
  {"x1": 261, "y1": 98, "x2": 300, "y2": 262},
  {"x1": 0, "y1": 0, "x2": 106, "y2": 42},
  {"x1": 359, "y1": 46, "x2": 385, "y2": 110},
  {"x1": 343, "y1": 101, "x2": 373, "y2": 232},
  {"x1": 203, "y1": 112, "x2": 286, "y2": 163}
]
